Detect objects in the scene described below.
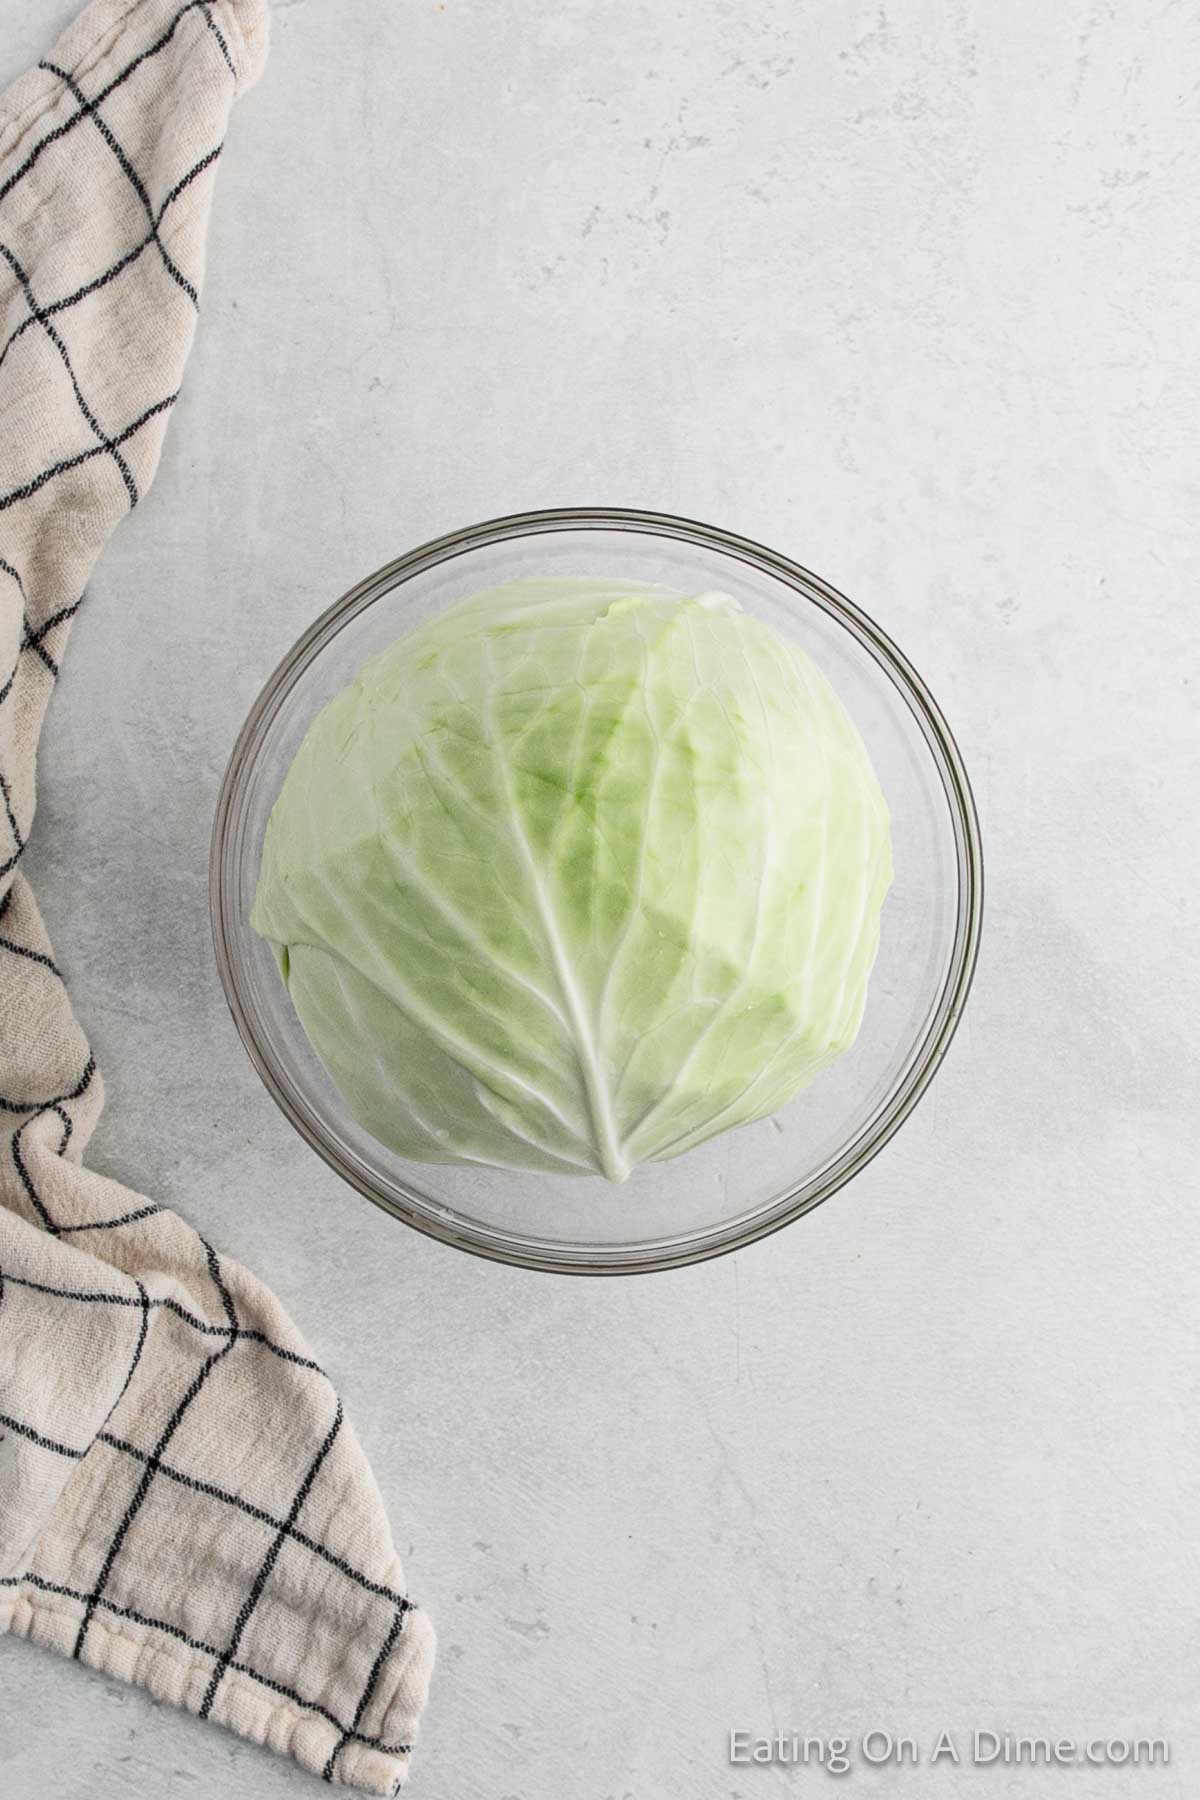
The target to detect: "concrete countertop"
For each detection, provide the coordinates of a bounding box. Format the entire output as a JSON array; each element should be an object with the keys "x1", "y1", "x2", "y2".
[{"x1": 2, "y1": 1, "x2": 1198, "y2": 1796}]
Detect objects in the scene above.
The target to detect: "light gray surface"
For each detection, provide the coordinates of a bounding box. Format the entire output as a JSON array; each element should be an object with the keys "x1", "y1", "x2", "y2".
[{"x1": 3, "y1": 1, "x2": 1199, "y2": 1796}]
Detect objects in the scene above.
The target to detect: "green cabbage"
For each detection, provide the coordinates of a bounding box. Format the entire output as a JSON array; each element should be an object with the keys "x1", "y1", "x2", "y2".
[{"x1": 252, "y1": 579, "x2": 891, "y2": 1181}]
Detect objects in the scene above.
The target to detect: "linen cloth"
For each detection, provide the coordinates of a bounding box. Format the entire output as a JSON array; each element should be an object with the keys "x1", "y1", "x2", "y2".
[{"x1": 0, "y1": 3, "x2": 434, "y2": 1788}]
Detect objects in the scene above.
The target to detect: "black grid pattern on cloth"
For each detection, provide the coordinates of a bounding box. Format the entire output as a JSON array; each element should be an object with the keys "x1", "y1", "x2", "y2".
[
  {"x1": 0, "y1": 8, "x2": 228, "y2": 529},
  {"x1": 39, "y1": 59, "x2": 201, "y2": 305},
  {"x1": 0, "y1": 389, "x2": 179, "y2": 515},
  {"x1": 3, "y1": 1057, "x2": 98, "y2": 1235},
  {"x1": 0, "y1": 5, "x2": 426, "y2": 1790},
  {"x1": 0, "y1": 142, "x2": 223, "y2": 405},
  {"x1": 0, "y1": 589, "x2": 83, "y2": 711},
  {"x1": 0, "y1": 1244, "x2": 418, "y2": 1775},
  {"x1": 323, "y1": 1602, "x2": 412, "y2": 1784},
  {"x1": 0, "y1": 557, "x2": 73, "y2": 682},
  {"x1": 1, "y1": 1266, "x2": 327, "y2": 1371},
  {"x1": 0, "y1": 1, "x2": 228, "y2": 212},
  {"x1": 68, "y1": 1242, "x2": 242, "y2": 1662},
  {"x1": 0, "y1": 1265, "x2": 413, "y2": 1612},
  {"x1": 0, "y1": 1572, "x2": 412, "y2": 1760},
  {"x1": 0, "y1": 239, "x2": 141, "y2": 504}
]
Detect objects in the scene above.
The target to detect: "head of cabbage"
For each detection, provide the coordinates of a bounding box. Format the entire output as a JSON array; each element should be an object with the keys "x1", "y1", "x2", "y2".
[{"x1": 252, "y1": 579, "x2": 891, "y2": 1182}]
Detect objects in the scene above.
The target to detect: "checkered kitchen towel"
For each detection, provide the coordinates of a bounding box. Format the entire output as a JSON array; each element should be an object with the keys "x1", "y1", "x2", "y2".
[{"x1": 0, "y1": 3, "x2": 435, "y2": 1789}]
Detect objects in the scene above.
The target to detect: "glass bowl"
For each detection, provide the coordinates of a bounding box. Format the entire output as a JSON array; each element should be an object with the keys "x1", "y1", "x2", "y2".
[{"x1": 210, "y1": 508, "x2": 982, "y2": 1274}]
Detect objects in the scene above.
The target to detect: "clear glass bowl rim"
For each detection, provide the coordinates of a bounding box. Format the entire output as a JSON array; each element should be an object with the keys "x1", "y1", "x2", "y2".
[{"x1": 209, "y1": 506, "x2": 984, "y2": 1276}]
